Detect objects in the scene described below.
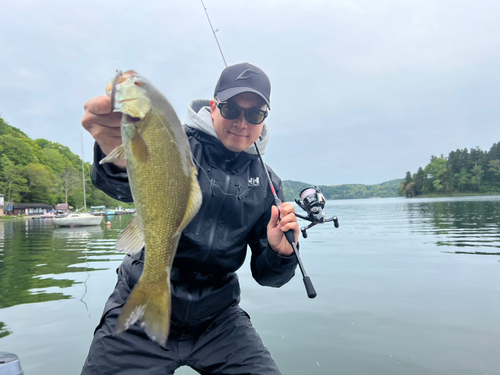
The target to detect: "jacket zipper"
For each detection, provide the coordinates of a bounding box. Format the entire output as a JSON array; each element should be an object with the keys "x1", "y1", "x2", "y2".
[{"x1": 201, "y1": 173, "x2": 230, "y2": 263}]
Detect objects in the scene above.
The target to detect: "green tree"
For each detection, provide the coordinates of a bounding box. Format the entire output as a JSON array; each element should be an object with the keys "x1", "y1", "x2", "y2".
[
  {"x1": 404, "y1": 181, "x2": 416, "y2": 197},
  {"x1": 455, "y1": 168, "x2": 470, "y2": 192},
  {"x1": 399, "y1": 171, "x2": 413, "y2": 195},
  {"x1": 425, "y1": 157, "x2": 447, "y2": 177},
  {"x1": 36, "y1": 139, "x2": 81, "y2": 170},
  {"x1": 43, "y1": 148, "x2": 68, "y2": 175},
  {"x1": 21, "y1": 163, "x2": 56, "y2": 203},
  {"x1": 471, "y1": 165, "x2": 484, "y2": 192},
  {"x1": 414, "y1": 167, "x2": 425, "y2": 195},
  {"x1": 487, "y1": 159, "x2": 500, "y2": 182},
  {"x1": 56, "y1": 165, "x2": 81, "y2": 203},
  {"x1": 1, "y1": 161, "x2": 28, "y2": 203},
  {"x1": 432, "y1": 179, "x2": 444, "y2": 192},
  {"x1": 469, "y1": 147, "x2": 485, "y2": 171},
  {"x1": 0, "y1": 135, "x2": 37, "y2": 166}
]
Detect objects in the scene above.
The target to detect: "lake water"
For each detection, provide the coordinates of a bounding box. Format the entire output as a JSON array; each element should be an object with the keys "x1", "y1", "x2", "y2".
[{"x1": 1, "y1": 196, "x2": 499, "y2": 375}]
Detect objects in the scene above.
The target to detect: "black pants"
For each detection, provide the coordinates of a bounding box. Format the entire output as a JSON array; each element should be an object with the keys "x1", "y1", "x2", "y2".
[
  {"x1": 81, "y1": 304, "x2": 281, "y2": 375},
  {"x1": 81, "y1": 284, "x2": 281, "y2": 375}
]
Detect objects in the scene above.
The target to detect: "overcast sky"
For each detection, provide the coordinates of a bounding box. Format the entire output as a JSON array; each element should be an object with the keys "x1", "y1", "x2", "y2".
[{"x1": 1, "y1": 0, "x2": 499, "y2": 186}]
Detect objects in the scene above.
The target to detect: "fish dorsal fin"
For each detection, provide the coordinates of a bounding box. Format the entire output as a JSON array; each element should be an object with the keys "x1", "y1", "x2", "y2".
[
  {"x1": 174, "y1": 167, "x2": 202, "y2": 237},
  {"x1": 100, "y1": 145, "x2": 126, "y2": 164},
  {"x1": 116, "y1": 214, "x2": 145, "y2": 254}
]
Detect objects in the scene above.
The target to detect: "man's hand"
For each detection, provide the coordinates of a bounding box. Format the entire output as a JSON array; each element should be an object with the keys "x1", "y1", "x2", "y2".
[
  {"x1": 82, "y1": 95, "x2": 126, "y2": 168},
  {"x1": 267, "y1": 202, "x2": 299, "y2": 256}
]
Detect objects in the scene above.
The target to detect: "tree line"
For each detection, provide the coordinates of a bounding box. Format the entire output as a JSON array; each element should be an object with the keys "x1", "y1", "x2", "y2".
[
  {"x1": 282, "y1": 179, "x2": 401, "y2": 202},
  {"x1": 399, "y1": 142, "x2": 500, "y2": 197},
  {"x1": 0, "y1": 116, "x2": 131, "y2": 210}
]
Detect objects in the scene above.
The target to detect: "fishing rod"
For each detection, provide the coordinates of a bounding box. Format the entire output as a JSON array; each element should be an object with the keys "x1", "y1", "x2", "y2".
[
  {"x1": 254, "y1": 146, "x2": 317, "y2": 298},
  {"x1": 200, "y1": 0, "x2": 339, "y2": 299}
]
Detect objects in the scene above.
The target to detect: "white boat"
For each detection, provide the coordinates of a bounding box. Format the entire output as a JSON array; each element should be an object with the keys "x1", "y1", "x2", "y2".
[
  {"x1": 53, "y1": 212, "x2": 103, "y2": 227},
  {"x1": 53, "y1": 134, "x2": 103, "y2": 228}
]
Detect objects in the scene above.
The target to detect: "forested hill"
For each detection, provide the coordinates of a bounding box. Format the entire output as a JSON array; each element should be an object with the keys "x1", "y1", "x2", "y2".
[
  {"x1": 399, "y1": 143, "x2": 500, "y2": 197},
  {"x1": 0, "y1": 116, "x2": 129, "y2": 209},
  {"x1": 282, "y1": 179, "x2": 402, "y2": 202}
]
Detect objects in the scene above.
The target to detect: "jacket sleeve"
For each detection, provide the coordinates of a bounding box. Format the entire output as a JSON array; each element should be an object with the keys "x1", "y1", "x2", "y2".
[
  {"x1": 90, "y1": 142, "x2": 134, "y2": 202},
  {"x1": 247, "y1": 171, "x2": 298, "y2": 287}
]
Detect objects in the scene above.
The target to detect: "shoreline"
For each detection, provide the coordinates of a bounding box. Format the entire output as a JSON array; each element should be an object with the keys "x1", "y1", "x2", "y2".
[
  {"x1": 0, "y1": 216, "x2": 27, "y2": 221},
  {"x1": 407, "y1": 192, "x2": 500, "y2": 198}
]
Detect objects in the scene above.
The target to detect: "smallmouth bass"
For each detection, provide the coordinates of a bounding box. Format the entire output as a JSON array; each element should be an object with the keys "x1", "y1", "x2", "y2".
[{"x1": 101, "y1": 70, "x2": 202, "y2": 346}]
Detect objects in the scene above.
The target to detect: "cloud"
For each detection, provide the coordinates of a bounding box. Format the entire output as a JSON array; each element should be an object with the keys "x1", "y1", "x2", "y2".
[{"x1": 0, "y1": 0, "x2": 499, "y2": 186}]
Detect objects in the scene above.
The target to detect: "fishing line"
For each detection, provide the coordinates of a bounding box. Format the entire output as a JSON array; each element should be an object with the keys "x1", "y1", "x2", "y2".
[
  {"x1": 286, "y1": 180, "x2": 297, "y2": 200},
  {"x1": 193, "y1": 156, "x2": 257, "y2": 199},
  {"x1": 200, "y1": 0, "x2": 227, "y2": 67},
  {"x1": 80, "y1": 243, "x2": 91, "y2": 318}
]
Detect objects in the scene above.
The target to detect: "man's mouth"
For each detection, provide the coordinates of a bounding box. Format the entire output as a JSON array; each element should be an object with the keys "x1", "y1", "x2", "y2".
[{"x1": 229, "y1": 131, "x2": 247, "y2": 138}]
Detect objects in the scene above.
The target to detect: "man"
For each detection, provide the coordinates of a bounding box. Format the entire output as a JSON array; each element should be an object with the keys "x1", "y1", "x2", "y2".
[{"x1": 81, "y1": 62, "x2": 299, "y2": 375}]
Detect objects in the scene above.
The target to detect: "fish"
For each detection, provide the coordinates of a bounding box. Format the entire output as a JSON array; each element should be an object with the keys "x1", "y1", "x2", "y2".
[{"x1": 100, "y1": 70, "x2": 202, "y2": 346}]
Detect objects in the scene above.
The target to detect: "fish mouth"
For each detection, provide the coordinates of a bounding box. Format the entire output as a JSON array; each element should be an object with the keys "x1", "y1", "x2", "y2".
[
  {"x1": 106, "y1": 70, "x2": 151, "y2": 119},
  {"x1": 106, "y1": 70, "x2": 138, "y2": 95},
  {"x1": 124, "y1": 114, "x2": 141, "y2": 123}
]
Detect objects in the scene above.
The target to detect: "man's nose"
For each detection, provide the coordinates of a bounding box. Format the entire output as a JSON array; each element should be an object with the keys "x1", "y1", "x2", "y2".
[{"x1": 233, "y1": 113, "x2": 248, "y2": 127}]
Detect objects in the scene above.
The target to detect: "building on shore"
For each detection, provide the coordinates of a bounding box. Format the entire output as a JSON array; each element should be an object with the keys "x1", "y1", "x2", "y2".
[{"x1": 10, "y1": 203, "x2": 54, "y2": 216}]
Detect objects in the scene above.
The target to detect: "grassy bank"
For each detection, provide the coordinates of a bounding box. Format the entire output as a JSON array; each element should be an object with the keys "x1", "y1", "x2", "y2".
[{"x1": 0, "y1": 215, "x2": 26, "y2": 220}]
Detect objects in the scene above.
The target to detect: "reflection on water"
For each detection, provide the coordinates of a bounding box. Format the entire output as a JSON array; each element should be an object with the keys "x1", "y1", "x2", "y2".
[
  {"x1": 0, "y1": 215, "x2": 131, "y2": 310},
  {"x1": 404, "y1": 196, "x2": 500, "y2": 253},
  {"x1": 322, "y1": 195, "x2": 500, "y2": 255},
  {"x1": 0, "y1": 321, "x2": 11, "y2": 338}
]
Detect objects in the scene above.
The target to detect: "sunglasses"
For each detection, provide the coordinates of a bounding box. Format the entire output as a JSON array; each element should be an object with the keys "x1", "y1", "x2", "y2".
[{"x1": 215, "y1": 99, "x2": 268, "y2": 125}]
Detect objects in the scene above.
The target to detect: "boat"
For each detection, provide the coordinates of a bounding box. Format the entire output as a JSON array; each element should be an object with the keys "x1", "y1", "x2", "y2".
[
  {"x1": 53, "y1": 134, "x2": 103, "y2": 228},
  {"x1": 90, "y1": 205, "x2": 106, "y2": 216},
  {"x1": 32, "y1": 212, "x2": 56, "y2": 219},
  {"x1": 53, "y1": 211, "x2": 103, "y2": 227}
]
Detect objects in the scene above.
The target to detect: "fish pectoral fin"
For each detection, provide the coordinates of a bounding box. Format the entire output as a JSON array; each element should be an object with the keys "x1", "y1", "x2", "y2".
[
  {"x1": 116, "y1": 214, "x2": 145, "y2": 254},
  {"x1": 100, "y1": 145, "x2": 126, "y2": 164},
  {"x1": 130, "y1": 127, "x2": 150, "y2": 163},
  {"x1": 174, "y1": 168, "x2": 203, "y2": 236}
]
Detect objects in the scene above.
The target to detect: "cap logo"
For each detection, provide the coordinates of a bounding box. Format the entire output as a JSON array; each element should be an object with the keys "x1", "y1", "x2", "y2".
[{"x1": 236, "y1": 69, "x2": 261, "y2": 80}]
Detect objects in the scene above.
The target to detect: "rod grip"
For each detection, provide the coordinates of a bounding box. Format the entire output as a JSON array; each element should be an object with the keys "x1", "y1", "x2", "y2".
[
  {"x1": 303, "y1": 276, "x2": 317, "y2": 299},
  {"x1": 284, "y1": 229, "x2": 295, "y2": 245}
]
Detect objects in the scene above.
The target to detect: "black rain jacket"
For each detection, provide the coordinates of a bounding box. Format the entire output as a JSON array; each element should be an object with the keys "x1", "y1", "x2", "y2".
[{"x1": 91, "y1": 125, "x2": 297, "y2": 329}]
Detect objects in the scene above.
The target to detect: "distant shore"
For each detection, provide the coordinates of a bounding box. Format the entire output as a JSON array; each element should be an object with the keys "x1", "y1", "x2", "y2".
[{"x1": 407, "y1": 192, "x2": 500, "y2": 198}]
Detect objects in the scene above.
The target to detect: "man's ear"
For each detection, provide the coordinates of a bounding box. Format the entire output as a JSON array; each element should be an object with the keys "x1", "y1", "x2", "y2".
[{"x1": 209, "y1": 99, "x2": 216, "y2": 119}]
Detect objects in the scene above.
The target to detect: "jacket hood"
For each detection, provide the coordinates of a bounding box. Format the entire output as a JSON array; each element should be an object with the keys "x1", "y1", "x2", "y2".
[{"x1": 183, "y1": 99, "x2": 270, "y2": 155}]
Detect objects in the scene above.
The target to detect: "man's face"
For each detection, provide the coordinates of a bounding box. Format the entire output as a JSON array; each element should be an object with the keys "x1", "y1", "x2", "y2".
[{"x1": 210, "y1": 92, "x2": 267, "y2": 153}]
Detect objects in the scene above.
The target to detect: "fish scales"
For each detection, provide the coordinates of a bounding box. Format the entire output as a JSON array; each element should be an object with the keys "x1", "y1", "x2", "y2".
[
  {"x1": 126, "y1": 109, "x2": 189, "y2": 274},
  {"x1": 101, "y1": 71, "x2": 202, "y2": 346}
]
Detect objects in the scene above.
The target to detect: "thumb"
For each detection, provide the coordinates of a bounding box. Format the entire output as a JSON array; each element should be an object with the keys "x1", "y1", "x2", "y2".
[{"x1": 268, "y1": 205, "x2": 280, "y2": 230}]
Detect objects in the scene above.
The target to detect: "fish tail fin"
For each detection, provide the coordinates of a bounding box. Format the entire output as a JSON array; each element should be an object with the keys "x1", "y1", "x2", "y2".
[{"x1": 116, "y1": 277, "x2": 171, "y2": 346}]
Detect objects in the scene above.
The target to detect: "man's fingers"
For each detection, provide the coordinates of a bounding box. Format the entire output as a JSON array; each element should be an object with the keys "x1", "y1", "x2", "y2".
[
  {"x1": 83, "y1": 95, "x2": 113, "y2": 115},
  {"x1": 93, "y1": 113, "x2": 122, "y2": 128},
  {"x1": 82, "y1": 112, "x2": 121, "y2": 131},
  {"x1": 268, "y1": 206, "x2": 280, "y2": 229},
  {"x1": 278, "y1": 202, "x2": 295, "y2": 216}
]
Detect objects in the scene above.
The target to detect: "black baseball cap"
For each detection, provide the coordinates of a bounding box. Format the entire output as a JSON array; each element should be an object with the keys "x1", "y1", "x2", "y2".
[{"x1": 214, "y1": 63, "x2": 271, "y2": 109}]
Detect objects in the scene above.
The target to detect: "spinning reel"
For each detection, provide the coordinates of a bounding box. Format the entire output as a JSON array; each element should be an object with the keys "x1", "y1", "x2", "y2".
[{"x1": 295, "y1": 186, "x2": 339, "y2": 238}]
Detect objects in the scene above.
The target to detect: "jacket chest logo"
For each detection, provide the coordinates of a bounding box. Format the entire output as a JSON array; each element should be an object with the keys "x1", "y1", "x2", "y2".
[{"x1": 248, "y1": 177, "x2": 260, "y2": 187}]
